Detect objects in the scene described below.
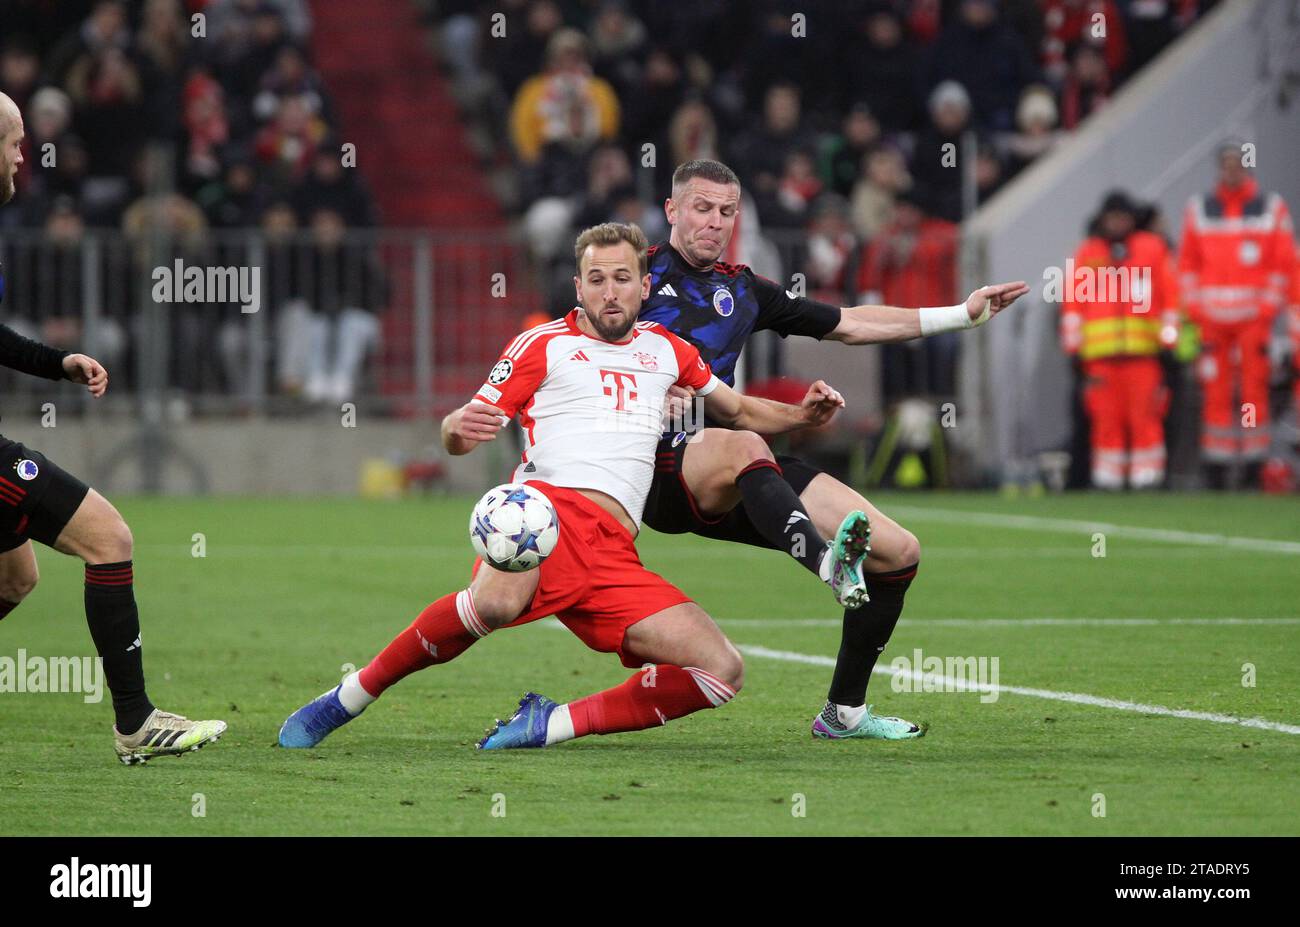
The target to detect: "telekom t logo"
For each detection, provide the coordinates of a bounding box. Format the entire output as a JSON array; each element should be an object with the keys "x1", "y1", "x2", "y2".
[{"x1": 600, "y1": 369, "x2": 638, "y2": 411}]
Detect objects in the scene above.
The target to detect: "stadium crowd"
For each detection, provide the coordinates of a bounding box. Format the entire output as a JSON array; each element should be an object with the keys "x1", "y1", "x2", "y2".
[{"x1": 0, "y1": 0, "x2": 382, "y2": 401}]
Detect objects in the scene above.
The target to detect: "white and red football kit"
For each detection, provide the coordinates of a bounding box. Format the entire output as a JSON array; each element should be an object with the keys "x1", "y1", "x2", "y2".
[
  {"x1": 473, "y1": 307, "x2": 719, "y2": 530},
  {"x1": 469, "y1": 308, "x2": 720, "y2": 665}
]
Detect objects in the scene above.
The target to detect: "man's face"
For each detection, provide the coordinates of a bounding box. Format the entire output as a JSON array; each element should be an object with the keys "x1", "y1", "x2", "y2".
[
  {"x1": 665, "y1": 178, "x2": 740, "y2": 268},
  {"x1": 0, "y1": 111, "x2": 24, "y2": 206},
  {"x1": 1218, "y1": 150, "x2": 1248, "y2": 188},
  {"x1": 1100, "y1": 209, "x2": 1134, "y2": 240},
  {"x1": 574, "y1": 241, "x2": 649, "y2": 342}
]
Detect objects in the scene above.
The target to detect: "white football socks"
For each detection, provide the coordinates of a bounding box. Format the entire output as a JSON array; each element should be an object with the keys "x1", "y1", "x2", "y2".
[
  {"x1": 338, "y1": 671, "x2": 377, "y2": 716},
  {"x1": 835, "y1": 702, "x2": 867, "y2": 728},
  {"x1": 544, "y1": 703, "x2": 575, "y2": 745}
]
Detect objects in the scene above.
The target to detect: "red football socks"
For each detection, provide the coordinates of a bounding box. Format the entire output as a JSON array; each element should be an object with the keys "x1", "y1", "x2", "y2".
[
  {"x1": 566, "y1": 664, "x2": 735, "y2": 737},
  {"x1": 357, "y1": 590, "x2": 488, "y2": 697}
]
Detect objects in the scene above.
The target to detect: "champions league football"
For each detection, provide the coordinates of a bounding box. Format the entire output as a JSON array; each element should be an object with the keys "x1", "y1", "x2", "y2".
[{"x1": 469, "y1": 483, "x2": 560, "y2": 572}]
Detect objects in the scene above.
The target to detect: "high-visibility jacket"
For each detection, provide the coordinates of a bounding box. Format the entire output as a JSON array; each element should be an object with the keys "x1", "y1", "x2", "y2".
[
  {"x1": 1062, "y1": 231, "x2": 1174, "y2": 361},
  {"x1": 1178, "y1": 178, "x2": 1297, "y2": 325}
]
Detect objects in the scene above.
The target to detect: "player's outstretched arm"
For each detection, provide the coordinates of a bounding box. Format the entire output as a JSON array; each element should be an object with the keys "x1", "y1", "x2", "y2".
[
  {"x1": 441, "y1": 401, "x2": 508, "y2": 456},
  {"x1": 826, "y1": 281, "x2": 1030, "y2": 345},
  {"x1": 701, "y1": 379, "x2": 844, "y2": 435}
]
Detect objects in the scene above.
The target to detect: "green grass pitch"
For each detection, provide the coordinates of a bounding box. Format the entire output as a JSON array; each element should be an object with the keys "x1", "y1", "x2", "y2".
[{"x1": 1, "y1": 491, "x2": 1297, "y2": 835}]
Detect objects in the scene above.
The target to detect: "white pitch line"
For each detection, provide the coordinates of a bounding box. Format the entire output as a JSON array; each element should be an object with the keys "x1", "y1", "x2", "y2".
[
  {"x1": 719, "y1": 617, "x2": 1300, "y2": 628},
  {"x1": 885, "y1": 505, "x2": 1300, "y2": 556},
  {"x1": 738, "y1": 645, "x2": 1300, "y2": 736}
]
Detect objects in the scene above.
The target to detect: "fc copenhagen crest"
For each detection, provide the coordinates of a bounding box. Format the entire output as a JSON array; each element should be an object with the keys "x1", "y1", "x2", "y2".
[
  {"x1": 712, "y1": 287, "x2": 735, "y2": 317},
  {"x1": 15, "y1": 459, "x2": 39, "y2": 480}
]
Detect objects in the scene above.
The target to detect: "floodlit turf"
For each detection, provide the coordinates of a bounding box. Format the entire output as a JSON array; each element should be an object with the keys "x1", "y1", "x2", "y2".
[{"x1": 1, "y1": 492, "x2": 1297, "y2": 835}]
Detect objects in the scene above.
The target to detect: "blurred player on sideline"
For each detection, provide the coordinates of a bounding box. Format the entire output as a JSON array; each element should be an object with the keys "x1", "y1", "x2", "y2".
[
  {"x1": 279, "y1": 222, "x2": 866, "y2": 750},
  {"x1": 0, "y1": 92, "x2": 225, "y2": 764},
  {"x1": 637, "y1": 159, "x2": 1027, "y2": 739}
]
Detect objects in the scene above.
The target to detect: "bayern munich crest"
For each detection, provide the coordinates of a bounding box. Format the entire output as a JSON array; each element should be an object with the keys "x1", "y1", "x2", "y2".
[
  {"x1": 15, "y1": 459, "x2": 39, "y2": 480},
  {"x1": 633, "y1": 351, "x2": 659, "y2": 371},
  {"x1": 712, "y1": 287, "x2": 735, "y2": 317}
]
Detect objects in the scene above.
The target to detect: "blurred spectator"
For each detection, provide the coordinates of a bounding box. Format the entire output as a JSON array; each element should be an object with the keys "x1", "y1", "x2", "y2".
[
  {"x1": 254, "y1": 93, "x2": 328, "y2": 185},
  {"x1": 201, "y1": 159, "x2": 264, "y2": 228},
  {"x1": 804, "y1": 194, "x2": 858, "y2": 303},
  {"x1": 1060, "y1": 42, "x2": 1111, "y2": 129},
  {"x1": 856, "y1": 187, "x2": 959, "y2": 398},
  {"x1": 667, "y1": 97, "x2": 720, "y2": 175},
  {"x1": 818, "y1": 103, "x2": 881, "y2": 198},
  {"x1": 253, "y1": 44, "x2": 327, "y2": 126},
  {"x1": 490, "y1": 0, "x2": 564, "y2": 100},
  {"x1": 0, "y1": 37, "x2": 41, "y2": 115},
  {"x1": 764, "y1": 148, "x2": 822, "y2": 231},
  {"x1": 1122, "y1": 0, "x2": 1184, "y2": 74},
  {"x1": 924, "y1": 0, "x2": 1037, "y2": 131},
  {"x1": 292, "y1": 140, "x2": 375, "y2": 228},
  {"x1": 181, "y1": 69, "x2": 230, "y2": 188},
  {"x1": 910, "y1": 80, "x2": 974, "y2": 223},
  {"x1": 588, "y1": 0, "x2": 648, "y2": 98},
  {"x1": 844, "y1": 6, "x2": 919, "y2": 132},
  {"x1": 975, "y1": 143, "x2": 1007, "y2": 204},
  {"x1": 66, "y1": 47, "x2": 147, "y2": 179},
  {"x1": 1040, "y1": 1, "x2": 1127, "y2": 88},
  {"x1": 728, "y1": 82, "x2": 817, "y2": 201},
  {"x1": 508, "y1": 28, "x2": 620, "y2": 165},
  {"x1": 571, "y1": 142, "x2": 634, "y2": 229},
  {"x1": 1002, "y1": 84, "x2": 1063, "y2": 177},
  {"x1": 850, "y1": 143, "x2": 911, "y2": 242},
  {"x1": 135, "y1": 0, "x2": 190, "y2": 141},
  {"x1": 620, "y1": 46, "x2": 687, "y2": 178},
  {"x1": 46, "y1": 1, "x2": 132, "y2": 87},
  {"x1": 277, "y1": 207, "x2": 385, "y2": 404}
]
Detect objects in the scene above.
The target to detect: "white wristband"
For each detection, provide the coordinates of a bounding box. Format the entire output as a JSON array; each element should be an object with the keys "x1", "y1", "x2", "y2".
[{"x1": 918, "y1": 303, "x2": 972, "y2": 336}]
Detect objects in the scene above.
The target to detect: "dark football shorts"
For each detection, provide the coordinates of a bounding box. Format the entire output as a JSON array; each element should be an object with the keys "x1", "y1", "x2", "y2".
[
  {"x1": 0, "y1": 437, "x2": 91, "y2": 553},
  {"x1": 643, "y1": 431, "x2": 824, "y2": 549}
]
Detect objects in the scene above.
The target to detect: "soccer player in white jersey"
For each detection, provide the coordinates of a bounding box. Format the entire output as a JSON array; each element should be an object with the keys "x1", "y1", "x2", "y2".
[{"x1": 279, "y1": 222, "x2": 867, "y2": 749}]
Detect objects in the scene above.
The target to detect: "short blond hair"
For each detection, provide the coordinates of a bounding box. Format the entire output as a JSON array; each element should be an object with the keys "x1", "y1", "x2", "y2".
[{"x1": 574, "y1": 222, "x2": 648, "y2": 276}]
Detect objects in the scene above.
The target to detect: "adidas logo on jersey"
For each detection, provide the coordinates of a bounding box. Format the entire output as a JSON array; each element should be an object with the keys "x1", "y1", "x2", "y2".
[
  {"x1": 657, "y1": 284, "x2": 678, "y2": 298},
  {"x1": 569, "y1": 350, "x2": 590, "y2": 362},
  {"x1": 785, "y1": 511, "x2": 809, "y2": 533}
]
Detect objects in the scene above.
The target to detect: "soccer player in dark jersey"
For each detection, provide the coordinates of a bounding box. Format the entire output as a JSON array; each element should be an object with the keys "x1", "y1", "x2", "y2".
[
  {"x1": 0, "y1": 92, "x2": 225, "y2": 763},
  {"x1": 639, "y1": 159, "x2": 1028, "y2": 739}
]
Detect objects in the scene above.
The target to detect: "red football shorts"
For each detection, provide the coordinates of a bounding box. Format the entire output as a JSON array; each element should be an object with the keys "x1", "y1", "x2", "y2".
[{"x1": 472, "y1": 482, "x2": 692, "y2": 667}]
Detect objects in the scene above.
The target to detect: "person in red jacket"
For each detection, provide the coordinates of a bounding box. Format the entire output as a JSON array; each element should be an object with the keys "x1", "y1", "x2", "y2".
[
  {"x1": 1178, "y1": 142, "x2": 1298, "y2": 489},
  {"x1": 1061, "y1": 191, "x2": 1177, "y2": 488}
]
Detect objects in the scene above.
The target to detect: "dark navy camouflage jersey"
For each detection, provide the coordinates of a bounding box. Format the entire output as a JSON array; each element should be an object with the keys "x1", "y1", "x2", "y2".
[{"x1": 638, "y1": 241, "x2": 842, "y2": 387}]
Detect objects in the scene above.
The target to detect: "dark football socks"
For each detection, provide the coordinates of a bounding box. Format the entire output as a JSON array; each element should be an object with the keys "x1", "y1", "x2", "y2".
[
  {"x1": 734, "y1": 461, "x2": 828, "y2": 575},
  {"x1": 85, "y1": 561, "x2": 154, "y2": 735},
  {"x1": 827, "y1": 563, "x2": 919, "y2": 706}
]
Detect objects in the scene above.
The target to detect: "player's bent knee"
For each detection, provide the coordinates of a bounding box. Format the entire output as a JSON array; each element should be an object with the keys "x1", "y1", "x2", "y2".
[
  {"x1": 898, "y1": 527, "x2": 921, "y2": 566},
  {"x1": 0, "y1": 572, "x2": 37, "y2": 603},
  {"x1": 469, "y1": 573, "x2": 535, "y2": 629},
  {"x1": 730, "y1": 430, "x2": 774, "y2": 467},
  {"x1": 705, "y1": 645, "x2": 744, "y2": 693},
  {"x1": 92, "y1": 516, "x2": 134, "y2": 564}
]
